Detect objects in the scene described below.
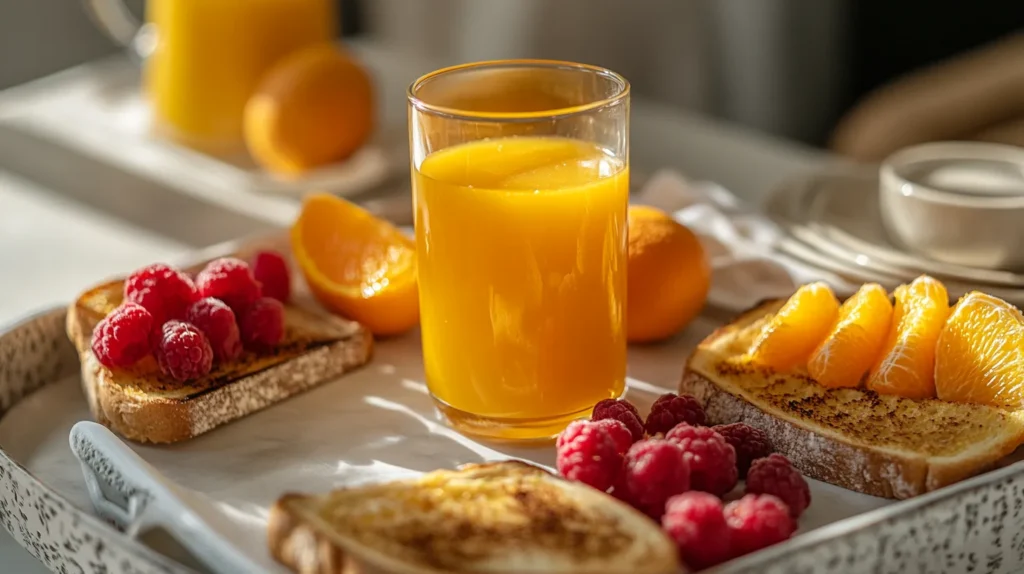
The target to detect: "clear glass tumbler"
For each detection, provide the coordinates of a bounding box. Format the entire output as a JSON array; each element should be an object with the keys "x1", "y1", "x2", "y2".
[{"x1": 408, "y1": 60, "x2": 630, "y2": 441}]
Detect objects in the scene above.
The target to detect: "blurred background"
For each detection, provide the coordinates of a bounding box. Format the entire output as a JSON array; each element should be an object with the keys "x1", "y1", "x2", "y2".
[{"x1": 2, "y1": 0, "x2": 1021, "y2": 151}]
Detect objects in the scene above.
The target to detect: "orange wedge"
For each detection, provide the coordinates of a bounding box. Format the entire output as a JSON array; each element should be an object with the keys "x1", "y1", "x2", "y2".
[
  {"x1": 291, "y1": 193, "x2": 418, "y2": 336},
  {"x1": 866, "y1": 275, "x2": 949, "y2": 399},
  {"x1": 748, "y1": 282, "x2": 840, "y2": 370},
  {"x1": 935, "y1": 292, "x2": 1024, "y2": 407},
  {"x1": 808, "y1": 283, "x2": 894, "y2": 388}
]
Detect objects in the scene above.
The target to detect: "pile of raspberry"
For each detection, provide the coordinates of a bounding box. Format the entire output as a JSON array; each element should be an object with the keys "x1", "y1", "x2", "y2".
[
  {"x1": 555, "y1": 393, "x2": 812, "y2": 571},
  {"x1": 91, "y1": 250, "x2": 293, "y2": 382}
]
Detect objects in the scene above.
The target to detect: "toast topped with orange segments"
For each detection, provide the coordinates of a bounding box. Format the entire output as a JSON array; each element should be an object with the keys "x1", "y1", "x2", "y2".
[
  {"x1": 681, "y1": 276, "x2": 1024, "y2": 499},
  {"x1": 66, "y1": 252, "x2": 373, "y2": 444}
]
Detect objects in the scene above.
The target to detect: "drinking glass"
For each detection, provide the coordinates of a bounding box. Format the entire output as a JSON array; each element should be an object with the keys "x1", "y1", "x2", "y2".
[{"x1": 408, "y1": 60, "x2": 630, "y2": 441}]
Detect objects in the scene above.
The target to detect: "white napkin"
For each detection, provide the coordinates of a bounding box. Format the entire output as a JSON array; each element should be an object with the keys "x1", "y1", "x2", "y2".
[{"x1": 634, "y1": 169, "x2": 859, "y2": 312}]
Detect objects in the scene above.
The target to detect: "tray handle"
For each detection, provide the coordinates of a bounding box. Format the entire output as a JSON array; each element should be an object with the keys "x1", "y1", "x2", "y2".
[{"x1": 70, "y1": 422, "x2": 156, "y2": 535}]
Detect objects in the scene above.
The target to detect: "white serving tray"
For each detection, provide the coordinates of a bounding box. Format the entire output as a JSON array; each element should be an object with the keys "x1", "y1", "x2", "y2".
[
  {"x1": 2, "y1": 233, "x2": 1024, "y2": 574},
  {"x1": 0, "y1": 53, "x2": 406, "y2": 202}
]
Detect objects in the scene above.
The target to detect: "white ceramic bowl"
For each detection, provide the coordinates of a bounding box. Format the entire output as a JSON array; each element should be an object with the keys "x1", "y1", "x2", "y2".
[{"x1": 879, "y1": 141, "x2": 1024, "y2": 271}]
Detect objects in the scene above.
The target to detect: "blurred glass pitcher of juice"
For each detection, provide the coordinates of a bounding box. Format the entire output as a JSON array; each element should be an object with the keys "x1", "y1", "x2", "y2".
[{"x1": 84, "y1": 0, "x2": 335, "y2": 154}]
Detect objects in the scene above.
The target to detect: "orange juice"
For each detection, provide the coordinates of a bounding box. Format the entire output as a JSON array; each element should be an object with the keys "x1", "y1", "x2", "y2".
[
  {"x1": 144, "y1": 0, "x2": 334, "y2": 153},
  {"x1": 414, "y1": 136, "x2": 628, "y2": 427}
]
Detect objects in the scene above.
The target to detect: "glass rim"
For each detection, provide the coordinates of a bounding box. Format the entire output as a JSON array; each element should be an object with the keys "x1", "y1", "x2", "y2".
[{"x1": 407, "y1": 59, "x2": 630, "y2": 122}]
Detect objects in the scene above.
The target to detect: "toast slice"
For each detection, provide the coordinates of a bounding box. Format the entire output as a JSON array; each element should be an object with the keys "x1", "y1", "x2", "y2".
[
  {"x1": 681, "y1": 300, "x2": 1024, "y2": 499},
  {"x1": 66, "y1": 277, "x2": 373, "y2": 444},
  {"x1": 268, "y1": 460, "x2": 680, "y2": 574}
]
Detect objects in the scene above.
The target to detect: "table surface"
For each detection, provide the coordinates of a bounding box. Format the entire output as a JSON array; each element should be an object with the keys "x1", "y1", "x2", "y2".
[{"x1": 0, "y1": 47, "x2": 829, "y2": 573}]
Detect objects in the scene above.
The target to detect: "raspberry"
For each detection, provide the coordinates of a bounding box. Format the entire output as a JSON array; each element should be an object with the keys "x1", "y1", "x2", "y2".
[
  {"x1": 645, "y1": 393, "x2": 707, "y2": 436},
  {"x1": 621, "y1": 439, "x2": 690, "y2": 518},
  {"x1": 591, "y1": 418, "x2": 633, "y2": 455},
  {"x1": 556, "y1": 420, "x2": 623, "y2": 491},
  {"x1": 745, "y1": 454, "x2": 811, "y2": 518},
  {"x1": 252, "y1": 250, "x2": 291, "y2": 303},
  {"x1": 123, "y1": 263, "x2": 198, "y2": 324},
  {"x1": 91, "y1": 303, "x2": 155, "y2": 368},
  {"x1": 186, "y1": 298, "x2": 242, "y2": 362},
  {"x1": 608, "y1": 473, "x2": 632, "y2": 503},
  {"x1": 593, "y1": 397, "x2": 640, "y2": 419},
  {"x1": 666, "y1": 423, "x2": 738, "y2": 496},
  {"x1": 195, "y1": 258, "x2": 262, "y2": 313},
  {"x1": 714, "y1": 423, "x2": 773, "y2": 478},
  {"x1": 592, "y1": 399, "x2": 644, "y2": 441},
  {"x1": 724, "y1": 494, "x2": 795, "y2": 557},
  {"x1": 662, "y1": 492, "x2": 732, "y2": 570},
  {"x1": 155, "y1": 321, "x2": 213, "y2": 382},
  {"x1": 238, "y1": 297, "x2": 285, "y2": 351}
]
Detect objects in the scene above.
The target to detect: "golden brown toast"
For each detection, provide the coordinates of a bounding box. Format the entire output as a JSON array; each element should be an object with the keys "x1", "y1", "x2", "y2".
[
  {"x1": 267, "y1": 460, "x2": 681, "y2": 574},
  {"x1": 66, "y1": 277, "x2": 373, "y2": 444},
  {"x1": 681, "y1": 299, "x2": 1024, "y2": 499}
]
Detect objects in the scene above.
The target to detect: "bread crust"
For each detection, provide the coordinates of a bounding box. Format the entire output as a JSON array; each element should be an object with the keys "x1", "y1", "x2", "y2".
[
  {"x1": 681, "y1": 299, "x2": 1024, "y2": 500},
  {"x1": 268, "y1": 495, "x2": 354, "y2": 574},
  {"x1": 680, "y1": 370, "x2": 929, "y2": 498},
  {"x1": 78, "y1": 332, "x2": 372, "y2": 444}
]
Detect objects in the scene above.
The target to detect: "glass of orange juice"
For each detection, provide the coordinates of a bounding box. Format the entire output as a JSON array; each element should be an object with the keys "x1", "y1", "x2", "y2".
[
  {"x1": 408, "y1": 60, "x2": 630, "y2": 441},
  {"x1": 85, "y1": 0, "x2": 335, "y2": 154}
]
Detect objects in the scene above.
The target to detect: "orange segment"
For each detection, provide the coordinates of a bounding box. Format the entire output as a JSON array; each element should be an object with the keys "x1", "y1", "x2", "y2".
[
  {"x1": 935, "y1": 292, "x2": 1024, "y2": 407},
  {"x1": 748, "y1": 282, "x2": 839, "y2": 370},
  {"x1": 808, "y1": 283, "x2": 894, "y2": 388},
  {"x1": 291, "y1": 193, "x2": 418, "y2": 336},
  {"x1": 866, "y1": 275, "x2": 950, "y2": 399}
]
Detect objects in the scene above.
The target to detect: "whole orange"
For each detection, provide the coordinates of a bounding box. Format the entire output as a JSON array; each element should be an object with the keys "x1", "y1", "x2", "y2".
[
  {"x1": 244, "y1": 44, "x2": 375, "y2": 175},
  {"x1": 627, "y1": 205, "x2": 711, "y2": 342}
]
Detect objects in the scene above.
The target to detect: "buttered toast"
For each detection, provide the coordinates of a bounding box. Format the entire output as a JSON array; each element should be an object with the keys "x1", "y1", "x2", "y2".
[
  {"x1": 681, "y1": 300, "x2": 1024, "y2": 499},
  {"x1": 67, "y1": 277, "x2": 373, "y2": 444},
  {"x1": 268, "y1": 460, "x2": 680, "y2": 574}
]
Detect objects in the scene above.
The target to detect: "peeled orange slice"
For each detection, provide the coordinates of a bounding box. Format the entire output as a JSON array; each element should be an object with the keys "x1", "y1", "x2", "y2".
[
  {"x1": 866, "y1": 275, "x2": 949, "y2": 399},
  {"x1": 935, "y1": 292, "x2": 1024, "y2": 407},
  {"x1": 748, "y1": 282, "x2": 839, "y2": 370},
  {"x1": 808, "y1": 283, "x2": 893, "y2": 388},
  {"x1": 291, "y1": 193, "x2": 418, "y2": 336}
]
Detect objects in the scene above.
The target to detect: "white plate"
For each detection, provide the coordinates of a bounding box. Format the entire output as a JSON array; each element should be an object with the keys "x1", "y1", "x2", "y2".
[
  {"x1": 765, "y1": 169, "x2": 1024, "y2": 288},
  {"x1": 774, "y1": 230, "x2": 1024, "y2": 307}
]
